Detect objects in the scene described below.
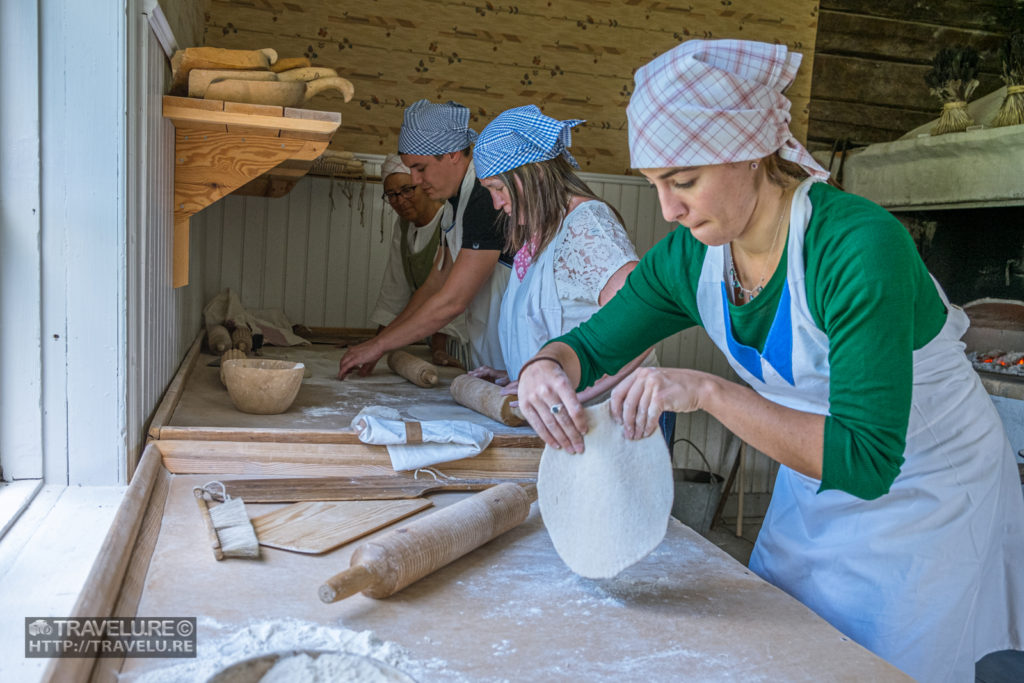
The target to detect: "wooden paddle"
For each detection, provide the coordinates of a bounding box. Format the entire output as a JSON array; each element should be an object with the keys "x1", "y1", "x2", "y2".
[
  {"x1": 221, "y1": 476, "x2": 533, "y2": 503},
  {"x1": 251, "y1": 498, "x2": 433, "y2": 554}
]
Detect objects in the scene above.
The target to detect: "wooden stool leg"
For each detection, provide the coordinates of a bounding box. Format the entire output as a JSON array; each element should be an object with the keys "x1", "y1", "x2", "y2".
[
  {"x1": 709, "y1": 437, "x2": 743, "y2": 531},
  {"x1": 736, "y1": 443, "x2": 747, "y2": 538}
]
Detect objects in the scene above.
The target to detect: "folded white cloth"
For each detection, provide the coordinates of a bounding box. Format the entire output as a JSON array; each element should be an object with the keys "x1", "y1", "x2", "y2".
[{"x1": 350, "y1": 406, "x2": 493, "y2": 471}]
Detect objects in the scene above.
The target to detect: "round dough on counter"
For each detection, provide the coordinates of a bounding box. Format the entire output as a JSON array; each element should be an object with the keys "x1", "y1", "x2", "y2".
[{"x1": 538, "y1": 399, "x2": 673, "y2": 579}]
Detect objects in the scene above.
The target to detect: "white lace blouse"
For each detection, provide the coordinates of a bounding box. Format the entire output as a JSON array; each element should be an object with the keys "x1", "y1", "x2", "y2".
[{"x1": 551, "y1": 200, "x2": 638, "y2": 304}]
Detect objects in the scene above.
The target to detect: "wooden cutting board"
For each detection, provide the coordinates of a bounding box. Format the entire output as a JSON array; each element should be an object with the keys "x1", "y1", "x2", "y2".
[
  {"x1": 251, "y1": 498, "x2": 432, "y2": 554},
  {"x1": 223, "y1": 476, "x2": 524, "y2": 503}
]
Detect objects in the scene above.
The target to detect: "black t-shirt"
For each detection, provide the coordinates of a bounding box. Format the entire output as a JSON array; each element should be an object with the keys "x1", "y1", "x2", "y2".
[{"x1": 448, "y1": 178, "x2": 514, "y2": 267}]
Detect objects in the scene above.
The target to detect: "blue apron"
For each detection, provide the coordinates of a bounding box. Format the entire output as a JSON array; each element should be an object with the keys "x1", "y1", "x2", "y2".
[{"x1": 695, "y1": 179, "x2": 1024, "y2": 681}]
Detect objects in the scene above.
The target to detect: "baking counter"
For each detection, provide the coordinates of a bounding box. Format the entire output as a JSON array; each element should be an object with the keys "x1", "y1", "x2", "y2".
[
  {"x1": 47, "y1": 442, "x2": 909, "y2": 682},
  {"x1": 149, "y1": 336, "x2": 539, "y2": 450}
]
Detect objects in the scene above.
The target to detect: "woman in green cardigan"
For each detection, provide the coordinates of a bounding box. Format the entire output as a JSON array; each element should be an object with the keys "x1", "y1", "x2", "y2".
[{"x1": 515, "y1": 38, "x2": 1024, "y2": 682}]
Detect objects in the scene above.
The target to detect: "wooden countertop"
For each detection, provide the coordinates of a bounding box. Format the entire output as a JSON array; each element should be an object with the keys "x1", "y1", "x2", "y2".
[
  {"x1": 151, "y1": 339, "x2": 541, "y2": 449},
  {"x1": 47, "y1": 440, "x2": 909, "y2": 682}
]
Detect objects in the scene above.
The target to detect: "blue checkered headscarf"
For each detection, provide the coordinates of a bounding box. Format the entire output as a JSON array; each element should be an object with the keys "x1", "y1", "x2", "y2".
[
  {"x1": 398, "y1": 99, "x2": 478, "y2": 155},
  {"x1": 474, "y1": 105, "x2": 584, "y2": 179}
]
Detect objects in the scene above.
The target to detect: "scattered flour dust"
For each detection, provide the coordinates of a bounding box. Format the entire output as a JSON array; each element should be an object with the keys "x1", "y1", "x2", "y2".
[
  {"x1": 258, "y1": 651, "x2": 411, "y2": 682},
  {"x1": 120, "y1": 617, "x2": 455, "y2": 683}
]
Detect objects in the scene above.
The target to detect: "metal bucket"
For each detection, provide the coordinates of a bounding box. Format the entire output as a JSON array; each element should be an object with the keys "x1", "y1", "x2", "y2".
[{"x1": 670, "y1": 452, "x2": 724, "y2": 536}]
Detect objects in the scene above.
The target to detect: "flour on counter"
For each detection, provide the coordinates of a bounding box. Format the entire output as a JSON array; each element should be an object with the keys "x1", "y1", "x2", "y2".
[
  {"x1": 121, "y1": 617, "x2": 450, "y2": 683},
  {"x1": 258, "y1": 651, "x2": 413, "y2": 682}
]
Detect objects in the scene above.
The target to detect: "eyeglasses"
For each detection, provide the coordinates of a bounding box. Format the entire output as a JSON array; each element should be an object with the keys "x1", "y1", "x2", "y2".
[{"x1": 382, "y1": 185, "x2": 416, "y2": 203}]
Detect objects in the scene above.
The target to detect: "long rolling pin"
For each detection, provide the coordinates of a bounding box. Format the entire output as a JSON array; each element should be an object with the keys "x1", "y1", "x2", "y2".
[
  {"x1": 319, "y1": 482, "x2": 536, "y2": 603},
  {"x1": 387, "y1": 349, "x2": 438, "y2": 387},
  {"x1": 207, "y1": 324, "x2": 232, "y2": 353},
  {"x1": 450, "y1": 373, "x2": 525, "y2": 426}
]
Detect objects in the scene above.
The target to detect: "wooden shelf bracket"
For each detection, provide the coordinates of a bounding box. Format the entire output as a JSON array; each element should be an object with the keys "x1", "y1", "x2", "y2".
[{"x1": 162, "y1": 95, "x2": 341, "y2": 287}]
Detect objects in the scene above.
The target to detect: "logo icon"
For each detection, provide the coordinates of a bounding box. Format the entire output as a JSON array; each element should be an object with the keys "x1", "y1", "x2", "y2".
[{"x1": 28, "y1": 619, "x2": 52, "y2": 636}]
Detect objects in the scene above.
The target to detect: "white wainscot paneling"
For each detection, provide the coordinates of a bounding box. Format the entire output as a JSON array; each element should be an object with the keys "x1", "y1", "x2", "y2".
[{"x1": 125, "y1": 9, "x2": 205, "y2": 478}]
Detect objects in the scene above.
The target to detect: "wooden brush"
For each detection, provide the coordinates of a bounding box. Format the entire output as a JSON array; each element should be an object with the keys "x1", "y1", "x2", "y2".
[
  {"x1": 193, "y1": 485, "x2": 260, "y2": 560},
  {"x1": 993, "y1": 33, "x2": 1024, "y2": 128},
  {"x1": 924, "y1": 46, "x2": 980, "y2": 135}
]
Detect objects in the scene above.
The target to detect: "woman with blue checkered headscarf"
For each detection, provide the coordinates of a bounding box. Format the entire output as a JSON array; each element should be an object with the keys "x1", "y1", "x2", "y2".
[{"x1": 468, "y1": 105, "x2": 661, "y2": 415}]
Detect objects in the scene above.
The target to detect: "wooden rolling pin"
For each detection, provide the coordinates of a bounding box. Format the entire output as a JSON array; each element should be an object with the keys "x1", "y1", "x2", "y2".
[
  {"x1": 231, "y1": 326, "x2": 252, "y2": 353},
  {"x1": 319, "y1": 482, "x2": 536, "y2": 603},
  {"x1": 207, "y1": 324, "x2": 232, "y2": 353},
  {"x1": 387, "y1": 349, "x2": 438, "y2": 387},
  {"x1": 450, "y1": 374, "x2": 525, "y2": 426}
]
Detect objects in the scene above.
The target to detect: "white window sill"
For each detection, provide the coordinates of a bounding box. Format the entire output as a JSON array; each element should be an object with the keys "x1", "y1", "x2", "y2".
[
  {"x1": 0, "y1": 484, "x2": 126, "y2": 683},
  {"x1": 0, "y1": 480, "x2": 43, "y2": 539}
]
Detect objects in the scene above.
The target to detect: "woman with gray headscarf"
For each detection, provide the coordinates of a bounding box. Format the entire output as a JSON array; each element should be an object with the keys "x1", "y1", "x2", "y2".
[{"x1": 371, "y1": 153, "x2": 467, "y2": 368}]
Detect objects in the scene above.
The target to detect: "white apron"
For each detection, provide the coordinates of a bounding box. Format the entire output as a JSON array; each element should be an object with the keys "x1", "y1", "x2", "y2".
[
  {"x1": 443, "y1": 160, "x2": 510, "y2": 370},
  {"x1": 499, "y1": 214, "x2": 577, "y2": 380},
  {"x1": 696, "y1": 179, "x2": 1024, "y2": 682}
]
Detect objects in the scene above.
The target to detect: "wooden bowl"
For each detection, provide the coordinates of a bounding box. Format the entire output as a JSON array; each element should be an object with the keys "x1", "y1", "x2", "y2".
[{"x1": 222, "y1": 359, "x2": 304, "y2": 415}]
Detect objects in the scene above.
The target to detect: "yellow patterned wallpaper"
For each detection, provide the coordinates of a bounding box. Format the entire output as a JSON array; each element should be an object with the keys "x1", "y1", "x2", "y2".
[{"x1": 203, "y1": 0, "x2": 820, "y2": 175}]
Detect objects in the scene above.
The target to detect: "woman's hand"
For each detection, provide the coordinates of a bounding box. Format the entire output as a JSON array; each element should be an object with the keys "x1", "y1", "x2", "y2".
[
  {"x1": 337, "y1": 339, "x2": 385, "y2": 379},
  {"x1": 517, "y1": 358, "x2": 588, "y2": 453},
  {"x1": 610, "y1": 366, "x2": 709, "y2": 439},
  {"x1": 467, "y1": 365, "x2": 509, "y2": 385},
  {"x1": 499, "y1": 379, "x2": 518, "y2": 395}
]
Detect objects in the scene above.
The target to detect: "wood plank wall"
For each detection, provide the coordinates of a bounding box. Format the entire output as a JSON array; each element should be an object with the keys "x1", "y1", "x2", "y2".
[
  {"x1": 158, "y1": 0, "x2": 209, "y2": 49},
  {"x1": 807, "y1": 0, "x2": 1018, "y2": 152},
  {"x1": 190, "y1": 172, "x2": 778, "y2": 495},
  {"x1": 200, "y1": 0, "x2": 820, "y2": 176}
]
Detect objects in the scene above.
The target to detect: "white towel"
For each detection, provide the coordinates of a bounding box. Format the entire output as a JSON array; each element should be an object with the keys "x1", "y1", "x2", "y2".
[{"x1": 350, "y1": 406, "x2": 493, "y2": 471}]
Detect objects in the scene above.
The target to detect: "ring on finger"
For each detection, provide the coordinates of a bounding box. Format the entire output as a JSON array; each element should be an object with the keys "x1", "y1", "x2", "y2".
[{"x1": 550, "y1": 403, "x2": 564, "y2": 415}]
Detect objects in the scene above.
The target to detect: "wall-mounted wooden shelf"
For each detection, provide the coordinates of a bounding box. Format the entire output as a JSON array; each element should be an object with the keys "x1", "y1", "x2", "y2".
[{"x1": 162, "y1": 95, "x2": 341, "y2": 287}]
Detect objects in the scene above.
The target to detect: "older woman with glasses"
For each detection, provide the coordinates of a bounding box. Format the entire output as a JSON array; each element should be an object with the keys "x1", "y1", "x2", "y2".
[{"x1": 369, "y1": 154, "x2": 467, "y2": 368}]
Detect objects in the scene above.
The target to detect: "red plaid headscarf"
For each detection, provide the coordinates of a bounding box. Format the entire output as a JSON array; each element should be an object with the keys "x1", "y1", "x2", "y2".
[{"x1": 627, "y1": 39, "x2": 828, "y2": 179}]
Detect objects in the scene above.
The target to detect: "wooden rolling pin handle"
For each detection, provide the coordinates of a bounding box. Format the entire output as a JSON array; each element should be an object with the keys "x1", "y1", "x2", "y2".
[
  {"x1": 319, "y1": 564, "x2": 377, "y2": 604},
  {"x1": 207, "y1": 324, "x2": 232, "y2": 353},
  {"x1": 387, "y1": 349, "x2": 439, "y2": 388},
  {"x1": 232, "y1": 326, "x2": 252, "y2": 353},
  {"x1": 450, "y1": 374, "x2": 525, "y2": 426},
  {"x1": 193, "y1": 490, "x2": 225, "y2": 562}
]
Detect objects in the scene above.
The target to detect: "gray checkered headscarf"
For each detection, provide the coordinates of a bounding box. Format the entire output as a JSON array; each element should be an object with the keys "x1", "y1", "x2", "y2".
[
  {"x1": 473, "y1": 105, "x2": 583, "y2": 179},
  {"x1": 397, "y1": 99, "x2": 478, "y2": 155}
]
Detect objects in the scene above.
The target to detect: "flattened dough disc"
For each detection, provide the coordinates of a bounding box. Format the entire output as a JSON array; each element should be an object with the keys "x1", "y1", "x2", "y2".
[{"x1": 538, "y1": 399, "x2": 673, "y2": 578}]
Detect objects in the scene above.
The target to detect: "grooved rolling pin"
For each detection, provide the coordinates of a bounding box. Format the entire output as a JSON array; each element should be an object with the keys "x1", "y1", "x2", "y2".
[
  {"x1": 319, "y1": 482, "x2": 536, "y2": 603},
  {"x1": 231, "y1": 326, "x2": 252, "y2": 353},
  {"x1": 450, "y1": 374, "x2": 525, "y2": 426},
  {"x1": 387, "y1": 349, "x2": 438, "y2": 387}
]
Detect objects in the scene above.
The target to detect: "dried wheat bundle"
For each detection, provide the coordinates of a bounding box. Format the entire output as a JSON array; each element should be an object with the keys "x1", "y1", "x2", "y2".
[
  {"x1": 924, "y1": 46, "x2": 980, "y2": 135},
  {"x1": 992, "y1": 33, "x2": 1024, "y2": 128}
]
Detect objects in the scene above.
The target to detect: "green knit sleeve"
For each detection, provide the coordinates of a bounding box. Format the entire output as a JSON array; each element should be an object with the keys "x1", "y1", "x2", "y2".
[
  {"x1": 804, "y1": 184, "x2": 946, "y2": 500},
  {"x1": 553, "y1": 228, "x2": 705, "y2": 390}
]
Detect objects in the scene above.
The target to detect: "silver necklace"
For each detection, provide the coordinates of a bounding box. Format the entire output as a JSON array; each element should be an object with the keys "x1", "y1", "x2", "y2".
[{"x1": 729, "y1": 197, "x2": 788, "y2": 302}]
